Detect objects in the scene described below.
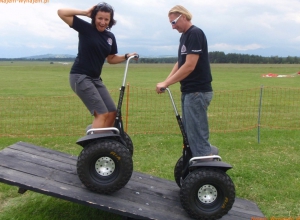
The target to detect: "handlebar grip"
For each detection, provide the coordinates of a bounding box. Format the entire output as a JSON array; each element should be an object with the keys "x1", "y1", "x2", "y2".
[{"x1": 128, "y1": 54, "x2": 139, "y2": 60}]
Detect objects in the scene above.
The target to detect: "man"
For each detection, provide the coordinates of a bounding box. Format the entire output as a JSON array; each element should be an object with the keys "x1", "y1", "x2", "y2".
[{"x1": 156, "y1": 5, "x2": 213, "y2": 157}]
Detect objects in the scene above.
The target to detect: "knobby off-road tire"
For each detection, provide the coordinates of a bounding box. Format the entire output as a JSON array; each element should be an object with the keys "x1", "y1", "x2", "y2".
[
  {"x1": 123, "y1": 132, "x2": 134, "y2": 155},
  {"x1": 77, "y1": 139, "x2": 133, "y2": 194},
  {"x1": 180, "y1": 168, "x2": 235, "y2": 220},
  {"x1": 174, "y1": 156, "x2": 183, "y2": 188}
]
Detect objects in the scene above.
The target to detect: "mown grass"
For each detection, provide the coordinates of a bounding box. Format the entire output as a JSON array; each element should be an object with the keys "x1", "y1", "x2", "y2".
[{"x1": 0, "y1": 61, "x2": 300, "y2": 219}]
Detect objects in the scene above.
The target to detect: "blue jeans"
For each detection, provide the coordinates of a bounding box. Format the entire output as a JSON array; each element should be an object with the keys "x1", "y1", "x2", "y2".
[{"x1": 181, "y1": 92, "x2": 213, "y2": 157}]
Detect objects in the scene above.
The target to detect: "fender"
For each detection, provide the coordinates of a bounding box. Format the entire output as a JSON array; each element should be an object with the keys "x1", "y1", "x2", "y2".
[
  {"x1": 189, "y1": 161, "x2": 233, "y2": 172},
  {"x1": 76, "y1": 133, "x2": 121, "y2": 148}
]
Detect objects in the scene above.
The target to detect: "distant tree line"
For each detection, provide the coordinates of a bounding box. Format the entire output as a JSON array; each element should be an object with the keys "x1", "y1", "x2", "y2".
[
  {"x1": 138, "y1": 52, "x2": 300, "y2": 64},
  {"x1": 137, "y1": 52, "x2": 300, "y2": 64},
  {"x1": 1, "y1": 52, "x2": 299, "y2": 64},
  {"x1": 208, "y1": 51, "x2": 300, "y2": 64}
]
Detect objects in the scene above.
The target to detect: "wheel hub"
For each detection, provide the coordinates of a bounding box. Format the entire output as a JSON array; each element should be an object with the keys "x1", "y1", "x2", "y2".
[
  {"x1": 95, "y1": 157, "x2": 115, "y2": 176},
  {"x1": 198, "y1": 184, "x2": 218, "y2": 204}
]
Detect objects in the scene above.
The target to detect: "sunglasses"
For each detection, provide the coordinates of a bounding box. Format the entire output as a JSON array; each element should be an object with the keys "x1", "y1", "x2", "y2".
[{"x1": 171, "y1": 14, "x2": 182, "y2": 25}]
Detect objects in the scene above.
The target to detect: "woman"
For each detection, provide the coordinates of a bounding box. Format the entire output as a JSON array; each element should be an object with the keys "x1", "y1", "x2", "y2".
[{"x1": 58, "y1": 2, "x2": 138, "y2": 129}]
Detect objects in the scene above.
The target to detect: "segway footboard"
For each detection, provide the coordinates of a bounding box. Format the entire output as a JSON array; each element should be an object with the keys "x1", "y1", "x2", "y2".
[
  {"x1": 76, "y1": 133, "x2": 122, "y2": 148},
  {"x1": 189, "y1": 160, "x2": 233, "y2": 172},
  {"x1": 81, "y1": 126, "x2": 134, "y2": 155}
]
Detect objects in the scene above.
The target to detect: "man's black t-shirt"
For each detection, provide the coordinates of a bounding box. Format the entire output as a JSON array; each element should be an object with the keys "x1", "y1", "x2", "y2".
[
  {"x1": 70, "y1": 16, "x2": 118, "y2": 78},
  {"x1": 178, "y1": 25, "x2": 212, "y2": 93}
]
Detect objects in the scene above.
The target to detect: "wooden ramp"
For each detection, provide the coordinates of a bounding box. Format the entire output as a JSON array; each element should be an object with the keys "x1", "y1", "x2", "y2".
[{"x1": 0, "y1": 142, "x2": 264, "y2": 220}]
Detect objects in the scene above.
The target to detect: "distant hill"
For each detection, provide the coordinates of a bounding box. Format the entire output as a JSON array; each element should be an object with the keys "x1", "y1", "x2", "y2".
[{"x1": 21, "y1": 54, "x2": 76, "y2": 59}]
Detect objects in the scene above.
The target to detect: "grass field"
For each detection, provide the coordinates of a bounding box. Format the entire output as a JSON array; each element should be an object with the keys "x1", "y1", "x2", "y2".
[{"x1": 0, "y1": 61, "x2": 300, "y2": 220}]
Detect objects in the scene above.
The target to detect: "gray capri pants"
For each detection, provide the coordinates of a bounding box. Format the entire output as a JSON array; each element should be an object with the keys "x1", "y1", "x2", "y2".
[{"x1": 69, "y1": 74, "x2": 116, "y2": 115}]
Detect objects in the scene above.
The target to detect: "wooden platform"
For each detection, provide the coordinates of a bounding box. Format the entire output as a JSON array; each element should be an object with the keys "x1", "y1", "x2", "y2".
[{"x1": 0, "y1": 142, "x2": 264, "y2": 220}]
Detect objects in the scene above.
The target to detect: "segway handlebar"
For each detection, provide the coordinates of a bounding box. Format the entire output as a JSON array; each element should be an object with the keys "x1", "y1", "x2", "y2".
[
  {"x1": 160, "y1": 88, "x2": 179, "y2": 117},
  {"x1": 122, "y1": 54, "x2": 139, "y2": 87}
]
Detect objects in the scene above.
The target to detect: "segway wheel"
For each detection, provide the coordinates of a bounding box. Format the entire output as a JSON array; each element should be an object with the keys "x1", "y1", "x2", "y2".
[
  {"x1": 123, "y1": 132, "x2": 134, "y2": 155},
  {"x1": 77, "y1": 139, "x2": 133, "y2": 194},
  {"x1": 174, "y1": 156, "x2": 183, "y2": 188},
  {"x1": 180, "y1": 168, "x2": 235, "y2": 220}
]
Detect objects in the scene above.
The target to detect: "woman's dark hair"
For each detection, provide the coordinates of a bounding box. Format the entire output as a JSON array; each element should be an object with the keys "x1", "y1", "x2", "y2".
[{"x1": 91, "y1": 2, "x2": 116, "y2": 30}]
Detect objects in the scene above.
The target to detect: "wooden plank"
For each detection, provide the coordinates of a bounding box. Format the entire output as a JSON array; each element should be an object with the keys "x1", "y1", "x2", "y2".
[
  {"x1": 0, "y1": 149, "x2": 180, "y2": 199},
  {"x1": 0, "y1": 142, "x2": 265, "y2": 220},
  {"x1": 0, "y1": 148, "x2": 76, "y2": 175},
  {"x1": 0, "y1": 167, "x2": 187, "y2": 220},
  {"x1": 8, "y1": 142, "x2": 77, "y2": 165},
  {"x1": 0, "y1": 153, "x2": 186, "y2": 218}
]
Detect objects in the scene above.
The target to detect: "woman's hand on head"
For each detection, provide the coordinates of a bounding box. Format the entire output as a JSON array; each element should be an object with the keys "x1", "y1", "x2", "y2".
[{"x1": 86, "y1": 5, "x2": 96, "y2": 18}]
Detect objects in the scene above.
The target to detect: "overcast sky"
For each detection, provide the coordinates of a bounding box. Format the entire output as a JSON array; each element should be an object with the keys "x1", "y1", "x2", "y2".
[{"x1": 1, "y1": 0, "x2": 300, "y2": 58}]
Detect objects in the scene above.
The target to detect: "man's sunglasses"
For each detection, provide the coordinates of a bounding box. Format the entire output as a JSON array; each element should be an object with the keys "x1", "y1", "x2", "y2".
[{"x1": 171, "y1": 14, "x2": 182, "y2": 25}]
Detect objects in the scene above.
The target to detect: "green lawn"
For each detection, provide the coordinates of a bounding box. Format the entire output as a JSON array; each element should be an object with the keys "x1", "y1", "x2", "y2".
[{"x1": 0, "y1": 61, "x2": 300, "y2": 219}]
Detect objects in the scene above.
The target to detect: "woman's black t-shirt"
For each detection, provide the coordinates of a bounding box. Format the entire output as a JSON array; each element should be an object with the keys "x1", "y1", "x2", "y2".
[{"x1": 70, "y1": 16, "x2": 118, "y2": 78}]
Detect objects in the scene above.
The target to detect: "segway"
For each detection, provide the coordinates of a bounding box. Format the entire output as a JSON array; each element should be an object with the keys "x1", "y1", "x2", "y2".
[
  {"x1": 163, "y1": 88, "x2": 235, "y2": 220},
  {"x1": 75, "y1": 55, "x2": 138, "y2": 194}
]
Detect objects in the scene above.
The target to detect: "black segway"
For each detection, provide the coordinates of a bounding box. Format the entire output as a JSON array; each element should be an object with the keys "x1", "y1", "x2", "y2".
[
  {"x1": 75, "y1": 55, "x2": 138, "y2": 194},
  {"x1": 163, "y1": 88, "x2": 235, "y2": 220}
]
